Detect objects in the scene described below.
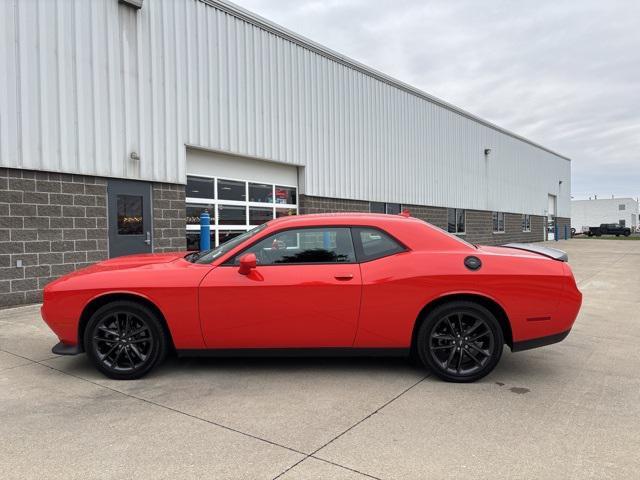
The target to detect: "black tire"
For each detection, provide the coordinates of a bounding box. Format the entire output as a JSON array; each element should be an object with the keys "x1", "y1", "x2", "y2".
[
  {"x1": 624, "y1": 232, "x2": 630, "y2": 237},
  {"x1": 416, "y1": 301, "x2": 504, "y2": 383},
  {"x1": 84, "y1": 300, "x2": 168, "y2": 380},
  {"x1": 616, "y1": 234, "x2": 620, "y2": 237}
]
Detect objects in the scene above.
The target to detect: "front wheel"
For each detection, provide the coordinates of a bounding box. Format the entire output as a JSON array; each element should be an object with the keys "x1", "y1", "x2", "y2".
[
  {"x1": 416, "y1": 301, "x2": 504, "y2": 382},
  {"x1": 84, "y1": 301, "x2": 168, "y2": 380}
]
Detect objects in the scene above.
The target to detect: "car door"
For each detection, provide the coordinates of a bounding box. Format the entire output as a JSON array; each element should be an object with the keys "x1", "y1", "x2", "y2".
[{"x1": 199, "y1": 226, "x2": 362, "y2": 348}]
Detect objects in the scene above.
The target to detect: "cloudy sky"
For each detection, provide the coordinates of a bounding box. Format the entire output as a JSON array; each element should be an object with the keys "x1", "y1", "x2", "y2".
[{"x1": 239, "y1": 0, "x2": 639, "y2": 200}]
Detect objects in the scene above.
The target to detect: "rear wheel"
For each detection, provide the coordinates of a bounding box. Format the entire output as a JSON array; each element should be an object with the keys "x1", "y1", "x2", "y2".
[
  {"x1": 84, "y1": 301, "x2": 168, "y2": 380},
  {"x1": 416, "y1": 301, "x2": 504, "y2": 382}
]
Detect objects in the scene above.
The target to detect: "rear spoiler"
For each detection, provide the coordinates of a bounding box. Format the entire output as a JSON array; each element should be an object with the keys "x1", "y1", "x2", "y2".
[{"x1": 501, "y1": 243, "x2": 568, "y2": 262}]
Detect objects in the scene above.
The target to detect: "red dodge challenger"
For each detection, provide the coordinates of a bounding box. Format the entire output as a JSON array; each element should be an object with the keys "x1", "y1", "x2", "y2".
[{"x1": 41, "y1": 213, "x2": 582, "y2": 382}]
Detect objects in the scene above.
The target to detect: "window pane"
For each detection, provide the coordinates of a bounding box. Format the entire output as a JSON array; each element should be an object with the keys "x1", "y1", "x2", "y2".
[
  {"x1": 237, "y1": 227, "x2": 355, "y2": 264},
  {"x1": 498, "y1": 213, "x2": 504, "y2": 232},
  {"x1": 369, "y1": 202, "x2": 385, "y2": 213},
  {"x1": 357, "y1": 228, "x2": 404, "y2": 261},
  {"x1": 186, "y1": 203, "x2": 214, "y2": 225},
  {"x1": 249, "y1": 207, "x2": 273, "y2": 225},
  {"x1": 275, "y1": 186, "x2": 296, "y2": 204},
  {"x1": 218, "y1": 205, "x2": 246, "y2": 225},
  {"x1": 186, "y1": 176, "x2": 214, "y2": 199},
  {"x1": 117, "y1": 195, "x2": 143, "y2": 235},
  {"x1": 275, "y1": 207, "x2": 297, "y2": 218},
  {"x1": 456, "y1": 209, "x2": 465, "y2": 233},
  {"x1": 386, "y1": 203, "x2": 401, "y2": 215},
  {"x1": 492, "y1": 212, "x2": 498, "y2": 231},
  {"x1": 218, "y1": 230, "x2": 246, "y2": 245},
  {"x1": 249, "y1": 183, "x2": 273, "y2": 203},
  {"x1": 447, "y1": 209, "x2": 456, "y2": 233},
  {"x1": 217, "y1": 179, "x2": 246, "y2": 201}
]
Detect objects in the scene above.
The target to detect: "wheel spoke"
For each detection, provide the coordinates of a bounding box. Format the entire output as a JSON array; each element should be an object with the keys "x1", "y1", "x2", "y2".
[
  {"x1": 464, "y1": 320, "x2": 482, "y2": 336},
  {"x1": 444, "y1": 345, "x2": 456, "y2": 368},
  {"x1": 468, "y1": 343, "x2": 491, "y2": 357},
  {"x1": 129, "y1": 344, "x2": 146, "y2": 361},
  {"x1": 465, "y1": 348, "x2": 483, "y2": 367},
  {"x1": 100, "y1": 343, "x2": 119, "y2": 360},
  {"x1": 456, "y1": 349, "x2": 464, "y2": 373},
  {"x1": 432, "y1": 344, "x2": 455, "y2": 351},
  {"x1": 124, "y1": 347, "x2": 135, "y2": 368},
  {"x1": 112, "y1": 346, "x2": 124, "y2": 366},
  {"x1": 129, "y1": 337, "x2": 150, "y2": 344},
  {"x1": 469, "y1": 331, "x2": 490, "y2": 342},
  {"x1": 94, "y1": 336, "x2": 116, "y2": 344},
  {"x1": 98, "y1": 325, "x2": 118, "y2": 337},
  {"x1": 444, "y1": 317, "x2": 456, "y2": 335},
  {"x1": 124, "y1": 314, "x2": 131, "y2": 336},
  {"x1": 431, "y1": 333, "x2": 454, "y2": 341},
  {"x1": 456, "y1": 313, "x2": 464, "y2": 335},
  {"x1": 129, "y1": 326, "x2": 150, "y2": 338}
]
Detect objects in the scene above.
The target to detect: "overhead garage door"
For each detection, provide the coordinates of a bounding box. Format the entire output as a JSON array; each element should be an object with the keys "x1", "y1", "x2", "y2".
[{"x1": 185, "y1": 149, "x2": 299, "y2": 250}]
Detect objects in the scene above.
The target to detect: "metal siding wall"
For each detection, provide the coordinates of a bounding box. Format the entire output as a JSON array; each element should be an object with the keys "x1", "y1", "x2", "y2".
[{"x1": 0, "y1": 0, "x2": 571, "y2": 217}]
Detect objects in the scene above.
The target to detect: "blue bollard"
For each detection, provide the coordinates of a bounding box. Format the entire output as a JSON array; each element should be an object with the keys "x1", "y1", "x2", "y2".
[{"x1": 200, "y1": 210, "x2": 211, "y2": 251}]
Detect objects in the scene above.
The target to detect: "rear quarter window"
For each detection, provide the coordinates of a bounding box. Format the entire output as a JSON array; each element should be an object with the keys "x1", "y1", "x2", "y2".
[{"x1": 354, "y1": 227, "x2": 406, "y2": 262}]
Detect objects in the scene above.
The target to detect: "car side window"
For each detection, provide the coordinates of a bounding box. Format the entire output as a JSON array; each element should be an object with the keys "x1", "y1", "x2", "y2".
[
  {"x1": 354, "y1": 227, "x2": 405, "y2": 262},
  {"x1": 232, "y1": 227, "x2": 356, "y2": 265}
]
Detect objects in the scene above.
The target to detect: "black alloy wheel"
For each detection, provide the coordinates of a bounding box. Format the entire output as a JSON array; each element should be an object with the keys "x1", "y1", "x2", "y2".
[
  {"x1": 85, "y1": 301, "x2": 168, "y2": 380},
  {"x1": 417, "y1": 301, "x2": 504, "y2": 382}
]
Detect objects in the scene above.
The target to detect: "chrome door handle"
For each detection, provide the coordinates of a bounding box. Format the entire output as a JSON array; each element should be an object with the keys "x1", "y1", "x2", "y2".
[
  {"x1": 334, "y1": 274, "x2": 354, "y2": 281},
  {"x1": 144, "y1": 231, "x2": 151, "y2": 245}
]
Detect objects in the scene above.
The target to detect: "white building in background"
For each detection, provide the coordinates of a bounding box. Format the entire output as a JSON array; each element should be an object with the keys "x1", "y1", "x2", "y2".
[{"x1": 571, "y1": 198, "x2": 639, "y2": 231}]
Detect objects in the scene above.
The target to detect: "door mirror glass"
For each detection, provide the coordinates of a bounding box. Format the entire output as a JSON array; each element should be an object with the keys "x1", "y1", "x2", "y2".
[{"x1": 238, "y1": 253, "x2": 257, "y2": 275}]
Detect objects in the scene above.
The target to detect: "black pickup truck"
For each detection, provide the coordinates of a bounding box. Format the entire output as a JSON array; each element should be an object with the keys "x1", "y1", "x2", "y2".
[{"x1": 587, "y1": 223, "x2": 631, "y2": 237}]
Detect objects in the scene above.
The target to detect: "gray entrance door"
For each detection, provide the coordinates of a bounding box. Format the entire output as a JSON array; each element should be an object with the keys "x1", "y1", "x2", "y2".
[{"x1": 107, "y1": 179, "x2": 152, "y2": 258}]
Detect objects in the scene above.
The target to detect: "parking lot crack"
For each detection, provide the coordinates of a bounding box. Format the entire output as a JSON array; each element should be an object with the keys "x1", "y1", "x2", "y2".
[{"x1": 272, "y1": 374, "x2": 429, "y2": 480}]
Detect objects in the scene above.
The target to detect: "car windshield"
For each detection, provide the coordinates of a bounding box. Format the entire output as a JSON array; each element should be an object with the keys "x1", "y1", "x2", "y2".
[{"x1": 188, "y1": 224, "x2": 268, "y2": 264}]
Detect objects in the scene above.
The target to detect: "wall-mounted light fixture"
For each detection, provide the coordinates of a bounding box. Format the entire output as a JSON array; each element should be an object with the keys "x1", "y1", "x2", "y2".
[
  {"x1": 130, "y1": 151, "x2": 140, "y2": 161},
  {"x1": 119, "y1": 0, "x2": 143, "y2": 9},
  {"x1": 484, "y1": 148, "x2": 492, "y2": 156}
]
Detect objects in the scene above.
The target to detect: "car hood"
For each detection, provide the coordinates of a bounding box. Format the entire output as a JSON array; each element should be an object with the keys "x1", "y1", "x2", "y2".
[{"x1": 58, "y1": 252, "x2": 189, "y2": 278}]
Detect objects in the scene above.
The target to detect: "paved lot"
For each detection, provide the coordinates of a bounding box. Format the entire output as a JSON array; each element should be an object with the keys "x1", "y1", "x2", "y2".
[{"x1": 1, "y1": 239, "x2": 639, "y2": 479}]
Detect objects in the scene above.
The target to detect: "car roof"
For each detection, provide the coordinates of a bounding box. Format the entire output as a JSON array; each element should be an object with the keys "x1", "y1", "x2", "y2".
[{"x1": 268, "y1": 212, "x2": 421, "y2": 227}]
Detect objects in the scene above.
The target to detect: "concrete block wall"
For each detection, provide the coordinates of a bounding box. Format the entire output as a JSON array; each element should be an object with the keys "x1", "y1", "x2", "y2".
[
  {"x1": 0, "y1": 168, "x2": 109, "y2": 306},
  {"x1": 152, "y1": 183, "x2": 187, "y2": 253},
  {"x1": 298, "y1": 195, "x2": 547, "y2": 246},
  {"x1": 0, "y1": 168, "x2": 187, "y2": 307}
]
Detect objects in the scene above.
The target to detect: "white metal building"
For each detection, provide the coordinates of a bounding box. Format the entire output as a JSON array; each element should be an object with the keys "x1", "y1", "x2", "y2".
[
  {"x1": 0, "y1": 0, "x2": 571, "y2": 306},
  {"x1": 571, "y1": 198, "x2": 639, "y2": 232}
]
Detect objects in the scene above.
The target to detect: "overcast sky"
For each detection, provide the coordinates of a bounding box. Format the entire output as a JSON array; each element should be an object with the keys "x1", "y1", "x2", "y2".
[{"x1": 239, "y1": 0, "x2": 639, "y2": 200}]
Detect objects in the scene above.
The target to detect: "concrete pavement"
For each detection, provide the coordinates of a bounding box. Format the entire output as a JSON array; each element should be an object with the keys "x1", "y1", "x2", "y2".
[{"x1": 1, "y1": 239, "x2": 639, "y2": 479}]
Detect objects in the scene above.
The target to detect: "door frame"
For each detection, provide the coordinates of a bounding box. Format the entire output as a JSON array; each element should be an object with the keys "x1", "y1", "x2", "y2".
[{"x1": 106, "y1": 179, "x2": 153, "y2": 258}]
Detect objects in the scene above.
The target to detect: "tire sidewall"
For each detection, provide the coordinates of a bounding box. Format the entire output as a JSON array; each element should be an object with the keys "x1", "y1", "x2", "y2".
[
  {"x1": 416, "y1": 301, "x2": 504, "y2": 383},
  {"x1": 84, "y1": 301, "x2": 167, "y2": 380}
]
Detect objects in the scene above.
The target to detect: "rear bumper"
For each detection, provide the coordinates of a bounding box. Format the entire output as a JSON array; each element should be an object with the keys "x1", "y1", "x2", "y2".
[
  {"x1": 511, "y1": 329, "x2": 571, "y2": 352},
  {"x1": 52, "y1": 342, "x2": 83, "y2": 356}
]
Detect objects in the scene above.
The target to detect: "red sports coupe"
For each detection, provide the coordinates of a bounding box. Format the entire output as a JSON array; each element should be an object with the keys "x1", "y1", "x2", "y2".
[{"x1": 41, "y1": 213, "x2": 582, "y2": 382}]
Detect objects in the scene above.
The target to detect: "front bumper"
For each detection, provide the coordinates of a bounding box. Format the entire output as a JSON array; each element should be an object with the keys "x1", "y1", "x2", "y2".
[
  {"x1": 511, "y1": 329, "x2": 571, "y2": 352},
  {"x1": 52, "y1": 342, "x2": 83, "y2": 356}
]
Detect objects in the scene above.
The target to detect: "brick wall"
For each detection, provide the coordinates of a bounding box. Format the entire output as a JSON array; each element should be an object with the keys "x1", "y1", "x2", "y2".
[
  {"x1": 0, "y1": 168, "x2": 108, "y2": 306},
  {"x1": 152, "y1": 183, "x2": 186, "y2": 253}
]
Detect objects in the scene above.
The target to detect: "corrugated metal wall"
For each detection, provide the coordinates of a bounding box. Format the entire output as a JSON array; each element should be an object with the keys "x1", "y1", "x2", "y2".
[{"x1": 0, "y1": 0, "x2": 571, "y2": 217}]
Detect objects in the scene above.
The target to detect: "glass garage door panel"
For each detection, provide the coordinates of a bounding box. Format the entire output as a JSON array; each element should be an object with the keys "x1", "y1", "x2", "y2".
[{"x1": 185, "y1": 175, "x2": 298, "y2": 248}]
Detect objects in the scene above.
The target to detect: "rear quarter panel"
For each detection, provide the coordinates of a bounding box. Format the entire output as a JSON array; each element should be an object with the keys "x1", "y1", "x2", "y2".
[{"x1": 354, "y1": 250, "x2": 568, "y2": 347}]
